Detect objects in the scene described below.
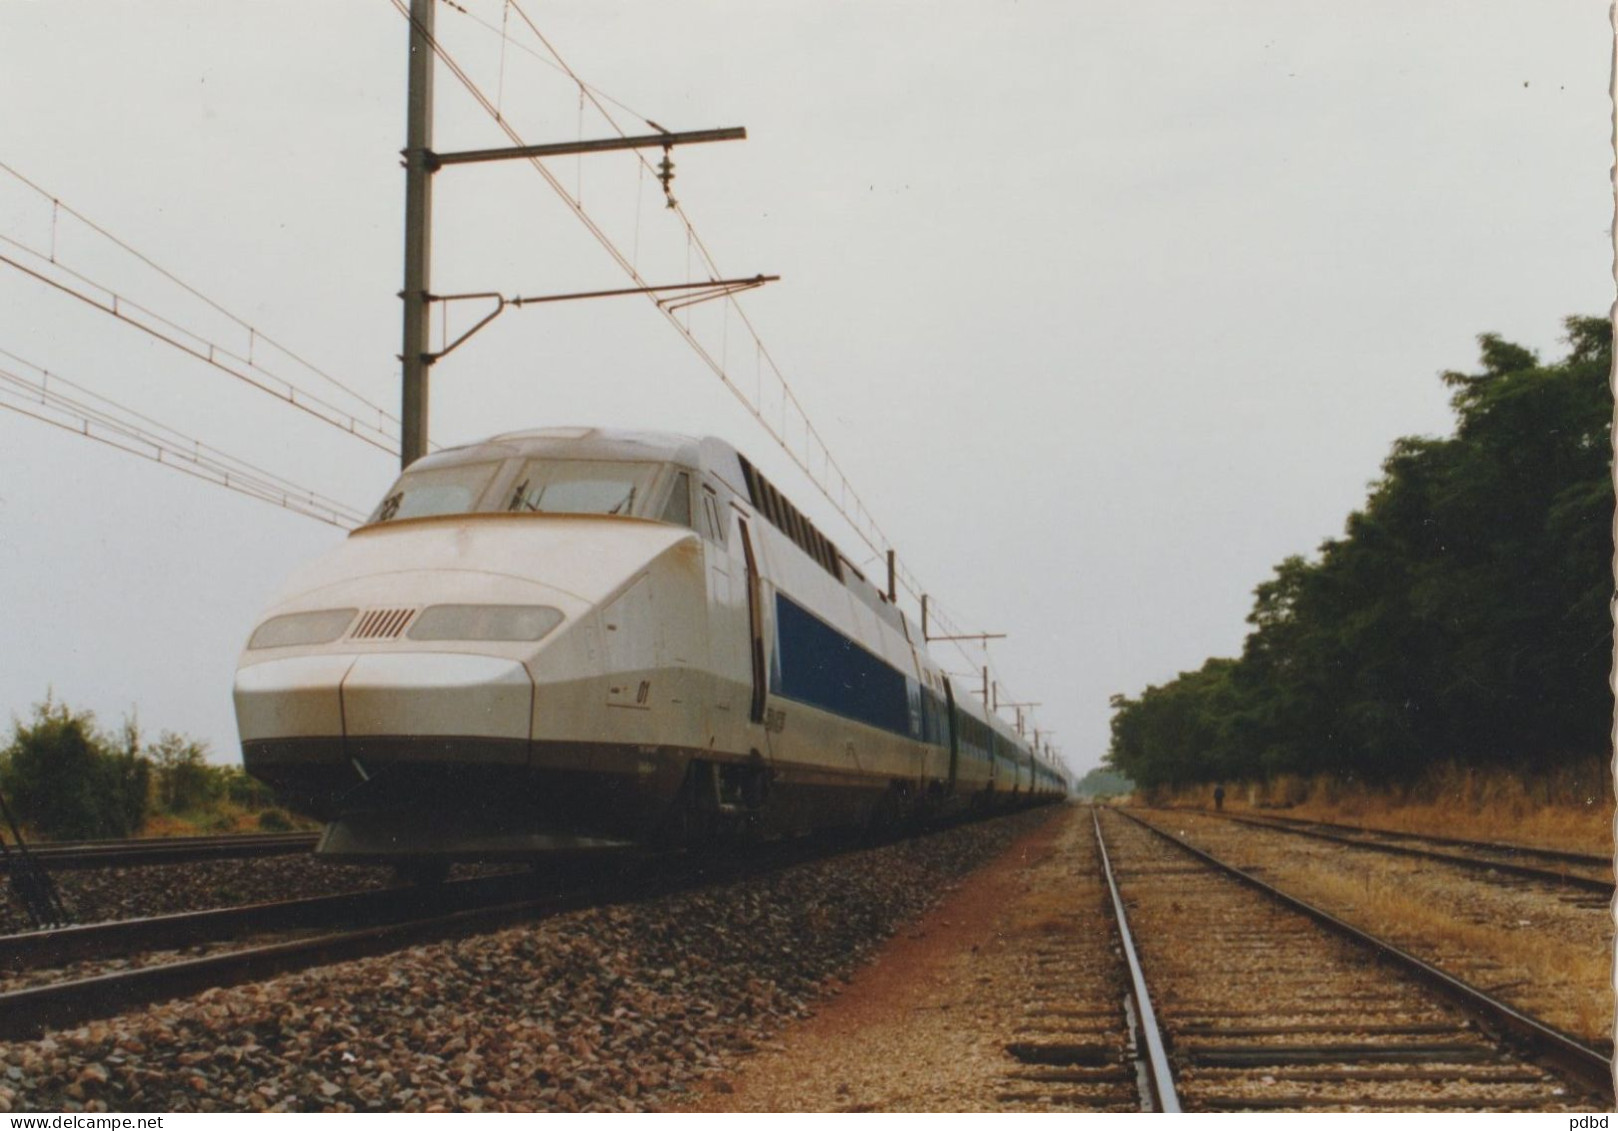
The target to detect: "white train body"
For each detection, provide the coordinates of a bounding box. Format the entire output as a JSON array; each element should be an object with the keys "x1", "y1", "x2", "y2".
[{"x1": 234, "y1": 428, "x2": 1069, "y2": 861}]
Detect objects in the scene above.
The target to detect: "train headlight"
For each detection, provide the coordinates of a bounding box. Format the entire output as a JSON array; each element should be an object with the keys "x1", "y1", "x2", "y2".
[
  {"x1": 247, "y1": 608, "x2": 358, "y2": 649},
  {"x1": 406, "y1": 604, "x2": 564, "y2": 643}
]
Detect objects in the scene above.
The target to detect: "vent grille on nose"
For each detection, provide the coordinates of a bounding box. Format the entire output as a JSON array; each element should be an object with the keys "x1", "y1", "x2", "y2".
[{"x1": 350, "y1": 607, "x2": 418, "y2": 639}]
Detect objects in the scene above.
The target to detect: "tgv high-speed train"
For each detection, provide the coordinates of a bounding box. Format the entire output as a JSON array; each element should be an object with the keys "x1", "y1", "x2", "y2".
[{"x1": 235, "y1": 428, "x2": 1069, "y2": 868}]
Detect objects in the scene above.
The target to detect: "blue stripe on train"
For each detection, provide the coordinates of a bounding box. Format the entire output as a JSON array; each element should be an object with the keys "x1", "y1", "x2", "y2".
[{"x1": 770, "y1": 592, "x2": 918, "y2": 739}]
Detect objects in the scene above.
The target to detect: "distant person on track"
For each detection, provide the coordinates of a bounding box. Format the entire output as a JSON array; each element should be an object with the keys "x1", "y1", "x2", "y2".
[{"x1": 1213, "y1": 784, "x2": 1225, "y2": 811}]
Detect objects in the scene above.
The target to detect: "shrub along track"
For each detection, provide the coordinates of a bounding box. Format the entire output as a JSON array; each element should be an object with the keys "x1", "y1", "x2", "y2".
[{"x1": 1097, "y1": 808, "x2": 1609, "y2": 1111}]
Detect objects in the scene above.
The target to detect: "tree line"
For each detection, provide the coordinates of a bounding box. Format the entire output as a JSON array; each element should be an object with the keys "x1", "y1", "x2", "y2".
[
  {"x1": 1107, "y1": 316, "x2": 1612, "y2": 789},
  {"x1": 0, "y1": 697, "x2": 281, "y2": 840}
]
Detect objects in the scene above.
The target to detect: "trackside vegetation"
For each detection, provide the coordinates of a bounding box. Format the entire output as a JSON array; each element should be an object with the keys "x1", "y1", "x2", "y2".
[
  {"x1": 0, "y1": 696, "x2": 291, "y2": 840},
  {"x1": 1072, "y1": 766, "x2": 1134, "y2": 798},
  {"x1": 1106, "y1": 316, "x2": 1612, "y2": 793}
]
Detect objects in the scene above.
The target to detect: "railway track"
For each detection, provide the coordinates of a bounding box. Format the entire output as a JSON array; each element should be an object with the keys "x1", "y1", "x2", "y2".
[
  {"x1": 0, "y1": 869, "x2": 541, "y2": 985},
  {"x1": 3, "y1": 807, "x2": 1606, "y2": 1112},
  {"x1": 1, "y1": 824, "x2": 840, "y2": 1045},
  {"x1": 966, "y1": 808, "x2": 1139, "y2": 1111},
  {"x1": 1093, "y1": 806, "x2": 1610, "y2": 1111},
  {"x1": 0, "y1": 831, "x2": 320, "y2": 872},
  {"x1": 1151, "y1": 809, "x2": 1612, "y2": 897},
  {"x1": 1227, "y1": 811, "x2": 1609, "y2": 871},
  {"x1": 0, "y1": 830, "x2": 894, "y2": 1045},
  {"x1": 0, "y1": 867, "x2": 604, "y2": 1042}
]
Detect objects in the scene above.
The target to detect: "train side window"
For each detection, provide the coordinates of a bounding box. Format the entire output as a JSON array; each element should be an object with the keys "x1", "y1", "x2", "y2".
[
  {"x1": 660, "y1": 471, "x2": 692, "y2": 527},
  {"x1": 702, "y1": 486, "x2": 728, "y2": 546}
]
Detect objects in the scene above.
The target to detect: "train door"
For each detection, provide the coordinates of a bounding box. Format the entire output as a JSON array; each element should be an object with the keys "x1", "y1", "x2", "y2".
[
  {"x1": 736, "y1": 515, "x2": 768, "y2": 724},
  {"x1": 943, "y1": 676, "x2": 959, "y2": 793},
  {"x1": 701, "y1": 485, "x2": 742, "y2": 716}
]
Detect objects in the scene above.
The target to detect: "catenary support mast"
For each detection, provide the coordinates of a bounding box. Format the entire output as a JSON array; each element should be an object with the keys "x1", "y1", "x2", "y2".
[
  {"x1": 400, "y1": 0, "x2": 435, "y2": 469},
  {"x1": 396, "y1": 1, "x2": 747, "y2": 470}
]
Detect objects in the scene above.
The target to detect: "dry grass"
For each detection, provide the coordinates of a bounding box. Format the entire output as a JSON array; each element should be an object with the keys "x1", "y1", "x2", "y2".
[
  {"x1": 1286, "y1": 866, "x2": 1613, "y2": 1043},
  {"x1": 138, "y1": 805, "x2": 314, "y2": 838},
  {"x1": 1152, "y1": 760, "x2": 1614, "y2": 856}
]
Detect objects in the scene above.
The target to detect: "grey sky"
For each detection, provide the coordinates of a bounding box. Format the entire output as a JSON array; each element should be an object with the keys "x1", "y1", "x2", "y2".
[{"x1": 0, "y1": 2, "x2": 1609, "y2": 776}]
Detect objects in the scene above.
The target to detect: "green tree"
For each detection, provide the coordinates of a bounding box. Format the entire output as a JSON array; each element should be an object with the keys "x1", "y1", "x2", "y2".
[
  {"x1": 1107, "y1": 659, "x2": 1244, "y2": 788},
  {"x1": 1072, "y1": 766, "x2": 1134, "y2": 797},
  {"x1": 220, "y1": 766, "x2": 277, "y2": 809},
  {"x1": 1106, "y1": 315, "x2": 1613, "y2": 787},
  {"x1": 149, "y1": 732, "x2": 222, "y2": 814},
  {"x1": 0, "y1": 698, "x2": 150, "y2": 839}
]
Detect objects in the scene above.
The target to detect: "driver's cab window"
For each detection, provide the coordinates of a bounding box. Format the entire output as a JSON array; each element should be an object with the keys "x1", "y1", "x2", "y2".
[
  {"x1": 505, "y1": 459, "x2": 656, "y2": 516},
  {"x1": 700, "y1": 485, "x2": 728, "y2": 546},
  {"x1": 659, "y1": 471, "x2": 693, "y2": 527}
]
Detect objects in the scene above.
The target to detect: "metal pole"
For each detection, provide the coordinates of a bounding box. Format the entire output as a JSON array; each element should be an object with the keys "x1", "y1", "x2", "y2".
[
  {"x1": 886, "y1": 550, "x2": 896, "y2": 604},
  {"x1": 921, "y1": 594, "x2": 929, "y2": 640},
  {"x1": 400, "y1": 0, "x2": 435, "y2": 470},
  {"x1": 431, "y1": 127, "x2": 746, "y2": 167},
  {"x1": 982, "y1": 666, "x2": 989, "y2": 705}
]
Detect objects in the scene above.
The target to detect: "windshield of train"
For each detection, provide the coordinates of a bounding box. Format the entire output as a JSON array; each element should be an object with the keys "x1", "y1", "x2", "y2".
[
  {"x1": 504, "y1": 459, "x2": 658, "y2": 517},
  {"x1": 367, "y1": 462, "x2": 501, "y2": 524}
]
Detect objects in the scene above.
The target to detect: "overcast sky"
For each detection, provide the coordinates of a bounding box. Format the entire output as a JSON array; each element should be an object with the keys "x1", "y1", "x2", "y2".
[{"x1": 0, "y1": 2, "x2": 1609, "y2": 778}]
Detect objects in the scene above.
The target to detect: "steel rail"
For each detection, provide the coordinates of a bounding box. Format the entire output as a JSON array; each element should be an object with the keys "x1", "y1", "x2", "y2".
[
  {"x1": 0, "y1": 872, "x2": 529, "y2": 973},
  {"x1": 31, "y1": 831, "x2": 317, "y2": 852},
  {"x1": 0, "y1": 889, "x2": 597, "y2": 1041},
  {"x1": 1223, "y1": 810, "x2": 1610, "y2": 869},
  {"x1": 0, "y1": 854, "x2": 662, "y2": 1043},
  {"x1": 0, "y1": 826, "x2": 894, "y2": 1042},
  {"x1": 1207, "y1": 812, "x2": 1613, "y2": 895},
  {"x1": 0, "y1": 831, "x2": 319, "y2": 872},
  {"x1": 1112, "y1": 808, "x2": 1615, "y2": 1103},
  {"x1": 1140, "y1": 806, "x2": 1609, "y2": 869},
  {"x1": 1090, "y1": 808, "x2": 1181, "y2": 1113}
]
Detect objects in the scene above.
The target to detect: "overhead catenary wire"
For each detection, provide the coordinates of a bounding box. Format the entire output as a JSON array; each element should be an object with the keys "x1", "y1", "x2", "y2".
[
  {"x1": 434, "y1": 0, "x2": 665, "y2": 130},
  {"x1": 405, "y1": 0, "x2": 1046, "y2": 737},
  {"x1": 0, "y1": 166, "x2": 419, "y2": 533},
  {"x1": 0, "y1": 345, "x2": 366, "y2": 524},
  {"x1": 924, "y1": 595, "x2": 1026, "y2": 713},
  {"x1": 0, "y1": 159, "x2": 398, "y2": 431},
  {"x1": 0, "y1": 358, "x2": 367, "y2": 529},
  {"x1": 0, "y1": 395, "x2": 360, "y2": 530},
  {"x1": 488, "y1": 2, "x2": 943, "y2": 604},
  {"x1": 495, "y1": 1, "x2": 907, "y2": 567},
  {"x1": 0, "y1": 246, "x2": 401, "y2": 457},
  {"x1": 410, "y1": 2, "x2": 900, "y2": 573}
]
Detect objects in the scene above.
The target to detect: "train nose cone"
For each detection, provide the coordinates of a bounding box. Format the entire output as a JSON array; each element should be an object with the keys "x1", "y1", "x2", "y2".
[
  {"x1": 340, "y1": 653, "x2": 534, "y2": 747},
  {"x1": 235, "y1": 654, "x2": 357, "y2": 744}
]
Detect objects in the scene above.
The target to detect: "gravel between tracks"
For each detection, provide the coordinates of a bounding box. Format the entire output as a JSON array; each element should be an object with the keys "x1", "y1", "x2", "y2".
[
  {"x1": 0, "y1": 809, "x2": 1056, "y2": 1113},
  {"x1": 678, "y1": 804, "x2": 1135, "y2": 1112}
]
